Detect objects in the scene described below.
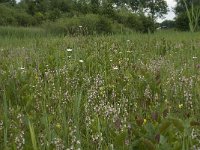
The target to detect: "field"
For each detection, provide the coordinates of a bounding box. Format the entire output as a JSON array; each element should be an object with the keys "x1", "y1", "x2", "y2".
[{"x1": 0, "y1": 27, "x2": 200, "y2": 150}]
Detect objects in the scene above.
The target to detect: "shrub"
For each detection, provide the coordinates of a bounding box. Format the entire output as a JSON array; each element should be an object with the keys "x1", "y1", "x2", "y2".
[
  {"x1": 43, "y1": 14, "x2": 113, "y2": 35},
  {"x1": 15, "y1": 11, "x2": 34, "y2": 26},
  {"x1": 0, "y1": 4, "x2": 35, "y2": 26},
  {"x1": 47, "y1": 9, "x2": 61, "y2": 21},
  {"x1": 0, "y1": 4, "x2": 17, "y2": 25},
  {"x1": 175, "y1": 13, "x2": 190, "y2": 31},
  {"x1": 126, "y1": 14, "x2": 142, "y2": 31},
  {"x1": 140, "y1": 15, "x2": 155, "y2": 33},
  {"x1": 96, "y1": 16, "x2": 112, "y2": 34}
]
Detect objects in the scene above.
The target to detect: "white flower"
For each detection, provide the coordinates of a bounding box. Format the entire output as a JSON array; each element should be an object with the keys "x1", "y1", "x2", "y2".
[
  {"x1": 67, "y1": 48, "x2": 72, "y2": 52},
  {"x1": 20, "y1": 67, "x2": 25, "y2": 70},
  {"x1": 193, "y1": 56, "x2": 197, "y2": 59},
  {"x1": 113, "y1": 66, "x2": 119, "y2": 70},
  {"x1": 79, "y1": 60, "x2": 84, "y2": 63},
  {"x1": 79, "y1": 26, "x2": 83, "y2": 28}
]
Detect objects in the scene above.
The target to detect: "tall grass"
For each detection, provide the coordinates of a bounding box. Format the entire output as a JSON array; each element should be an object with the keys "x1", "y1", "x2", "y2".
[
  {"x1": 0, "y1": 27, "x2": 200, "y2": 149},
  {"x1": 0, "y1": 26, "x2": 47, "y2": 38},
  {"x1": 183, "y1": 0, "x2": 200, "y2": 32}
]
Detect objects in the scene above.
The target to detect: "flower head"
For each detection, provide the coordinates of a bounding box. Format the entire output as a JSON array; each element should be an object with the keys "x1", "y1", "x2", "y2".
[
  {"x1": 79, "y1": 60, "x2": 84, "y2": 63},
  {"x1": 56, "y1": 123, "x2": 61, "y2": 129},
  {"x1": 67, "y1": 48, "x2": 72, "y2": 52},
  {"x1": 179, "y1": 104, "x2": 183, "y2": 109},
  {"x1": 143, "y1": 119, "x2": 147, "y2": 125}
]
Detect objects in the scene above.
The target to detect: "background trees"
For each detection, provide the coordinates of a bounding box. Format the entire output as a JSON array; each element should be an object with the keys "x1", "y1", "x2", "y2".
[
  {"x1": 175, "y1": 0, "x2": 200, "y2": 31},
  {"x1": 0, "y1": 0, "x2": 169, "y2": 33}
]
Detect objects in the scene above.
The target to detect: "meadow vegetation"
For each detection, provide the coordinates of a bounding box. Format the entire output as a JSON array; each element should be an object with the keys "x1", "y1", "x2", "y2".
[{"x1": 0, "y1": 27, "x2": 200, "y2": 149}]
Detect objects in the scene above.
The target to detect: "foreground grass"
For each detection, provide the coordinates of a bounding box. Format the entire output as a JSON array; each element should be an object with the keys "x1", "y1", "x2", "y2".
[{"x1": 0, "y1": 28, "x2": 200, "y2": 149}]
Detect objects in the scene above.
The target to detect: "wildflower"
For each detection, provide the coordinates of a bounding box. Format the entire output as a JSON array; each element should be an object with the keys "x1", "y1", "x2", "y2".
[
  {"x1": 79, "y1": 26, "x2": 83, "y2": 28},
  {"x1": 113, "y1": 66, "x2": 119, "y2": 70},
  {"x1": 20, "y1": 67, "x2": 25, "y2": 70},
  {"x1": 179, "y1": 104, "x2": 183, "y2": 109},
  {"x1": 56, "y1": 123, "x2": 61, "y2": 129},
  {"x1": 143, "y1": 119, "x2": 147, "y2": 125},
  {"x1": 67, "y1": 48, "x2": 72, "y2": 52},
  {"x1": 79, "y1": 60, "x2": 84, "y2": 63},
  {"x1": 193, "y1": 56, "x2": 197, "y2": 59}
]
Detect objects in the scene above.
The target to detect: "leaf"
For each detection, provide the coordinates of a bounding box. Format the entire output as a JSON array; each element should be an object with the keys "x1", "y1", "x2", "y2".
[
  {"x1": 28, "y1": 119, "x2": 38, "y2": 150},
  {"x1": 140, "y1": 138, "x2": 155, "y2": 150},
  {"x1": 159, "y1": 120, "x2": 171, "y2": 134},
  {"x1": 114, "y1": 132, "x2": 127, "y2": 148},
  {"x1": 170, "y1": 118, "x2": 184, "y2": 132}
]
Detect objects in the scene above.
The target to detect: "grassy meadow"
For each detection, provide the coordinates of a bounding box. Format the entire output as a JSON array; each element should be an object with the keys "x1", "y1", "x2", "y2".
[{"x1": 0, "y1": 27, "x2": 200, "y2": 149}]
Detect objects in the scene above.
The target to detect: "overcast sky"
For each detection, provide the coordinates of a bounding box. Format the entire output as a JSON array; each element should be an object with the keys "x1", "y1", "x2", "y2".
[
  {"x1": 161, "y1": 0, "x2": 176, "y2": 22},
  {"x1": 16, "y1": 0, "x2": 176, "y2": 22}
]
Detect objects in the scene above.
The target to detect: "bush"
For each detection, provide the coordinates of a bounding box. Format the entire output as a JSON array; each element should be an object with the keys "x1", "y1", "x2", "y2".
[
  {"x1": 0, "y1": 4, "x2": 35, "y2": 26},
  {"x1": 47, "y1": 9, "x2": 61, "y2": 21},
  {"x1": 0, "y1": 4, "x2": 17, "y2": 25},
  {"x1": 113, "y1": 9, "x2": 155, "y2": 33},
  {"x1": 140, "y1": 15, "x2": 155, "y2": 33},
  {"x1": 15, "y1": 11, "x2": 34, "y2": 26},
  {"x1": 175, "y1": 13, "x2": 189, "y2": 31},
  {"x1": 126, "y1": 14, "x2": 142, "y2": 31},
  {"x1": 96, "y1": 16, "x2": 112, "y2": 34},
  {"x1": 43, "y1": 14, "x2": 113, "y2": 35}
]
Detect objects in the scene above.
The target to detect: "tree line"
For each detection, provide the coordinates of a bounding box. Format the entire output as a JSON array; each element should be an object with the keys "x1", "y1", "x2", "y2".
[{"x1": 0, "y1": 0, "x2": 200, "y2": 33}]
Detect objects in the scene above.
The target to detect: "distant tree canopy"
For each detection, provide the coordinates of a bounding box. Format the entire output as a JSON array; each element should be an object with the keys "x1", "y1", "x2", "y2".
[
  {"x1": 112, "y1": 0, "x2": 168, "y2": 20},
  {"x1": 0, "y1": 0, "x2": 16, "y2": 5},
  {"x1": 0, "y1": 0, "x2": 169, "y2": 34}
]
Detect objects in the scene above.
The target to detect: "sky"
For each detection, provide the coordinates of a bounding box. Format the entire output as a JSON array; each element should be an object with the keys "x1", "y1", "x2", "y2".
[
  {"x1": 16, "y1": 0, "x2": 176, "y2": 22},
  {"x1": 158, "y1": 0, "x2": 177, "y2": 22}
]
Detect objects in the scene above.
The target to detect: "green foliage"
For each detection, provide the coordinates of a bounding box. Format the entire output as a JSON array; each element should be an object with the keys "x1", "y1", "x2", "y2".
[
  {"x1": 0, "y1": 0, "x2": 166, "y2": 34},
  {"x1": 0, "y1": 4, "x2": 38, "y2": 26},
  {"x1": 96, "y1": 16, "x2": 112, "y2": 34},
  {"x1": 175, "y1": 0, "x2": 200, "y2": 32},
  {"x1": 125, "y1": 14, "x2": 142, "y2": 31},
  {"x1": 1, "y1": 29, "x2": 200, "y2": 149},
  {"x1": 140, "y1": 15, "x2": 155, "y2": 33},
  {"x1": 0, "y1": 26, "x2": 47, "y2": 38},
  {"x1": 175, "y1": 12, "x2": 190, "y2": 31},
  {"x1": 44, "y1": 14, "x2": 114, "y2": 35},
  {"x1": 160, "y1": 20, "x2": 176, "y2": 29}
]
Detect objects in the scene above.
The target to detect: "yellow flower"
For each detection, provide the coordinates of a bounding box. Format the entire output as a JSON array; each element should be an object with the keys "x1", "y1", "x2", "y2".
[
  {"x1": 143, "y1": 119, "x2": 147, "y2": 125},
  {"x1": 56, "y1": 123, "x2": 61, "y2": 129},
  {"x1": 179, "y1": 104, "x2": 183, "y2": 109}
]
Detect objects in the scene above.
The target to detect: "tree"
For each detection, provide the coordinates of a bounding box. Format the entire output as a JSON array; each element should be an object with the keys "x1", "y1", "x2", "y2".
[
  {"x1": 112, "y1": 0, "x2": 168, "y2": 20},
  {"x1": 91, "y1": 0, "x2": 100, "y2": 13},
  {"x1": 175, "y1": 0, "x2": 200, "y2": 14},
  {"x1": 175, "y1": 0, "x2": 200, "y2": 31},
  {"x1": 0, "y1": 0, "x2": 16, "y2": 6},
  {"x1": 50, "y1": 0, "x2": 73, "y2": 12},
  {"x1": 146, "y1": 0, "x2": 168, "y2": 21}
]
